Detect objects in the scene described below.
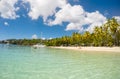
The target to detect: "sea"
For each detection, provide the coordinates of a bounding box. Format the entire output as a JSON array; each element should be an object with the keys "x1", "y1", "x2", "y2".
[{"x1": 0, "y1": 44, "x2": 120, "y2": 79}]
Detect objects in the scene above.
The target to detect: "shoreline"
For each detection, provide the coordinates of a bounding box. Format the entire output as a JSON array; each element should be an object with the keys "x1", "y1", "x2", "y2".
[{"x1": 51, "y1": 46, "x2": 120, "y2": 53}]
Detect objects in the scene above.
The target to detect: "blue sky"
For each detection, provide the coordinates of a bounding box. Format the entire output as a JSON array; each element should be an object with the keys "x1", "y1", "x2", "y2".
[{"x1": 0, "y1": 0, "x2": 120, "y2": 40}]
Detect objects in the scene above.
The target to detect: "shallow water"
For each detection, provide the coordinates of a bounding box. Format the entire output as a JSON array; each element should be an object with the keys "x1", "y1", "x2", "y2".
[{"x1": 0, "y1": 44, "x2": 120, "y2": 79}]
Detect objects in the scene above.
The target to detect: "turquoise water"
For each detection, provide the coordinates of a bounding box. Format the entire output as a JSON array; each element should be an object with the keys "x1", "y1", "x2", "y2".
[{"x1": 0, "y1": 44, "x2": 120, "y2": 79}]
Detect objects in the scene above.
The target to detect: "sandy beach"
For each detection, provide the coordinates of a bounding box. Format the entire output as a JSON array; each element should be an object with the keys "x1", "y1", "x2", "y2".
[{"x1": 52, "y1": 46, "x2": 120, "y2": 53}]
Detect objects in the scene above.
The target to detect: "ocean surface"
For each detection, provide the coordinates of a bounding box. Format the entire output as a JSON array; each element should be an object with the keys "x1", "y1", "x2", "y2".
[{"x1": 0, "y1": 44, "x2": 120, "y2": 79}]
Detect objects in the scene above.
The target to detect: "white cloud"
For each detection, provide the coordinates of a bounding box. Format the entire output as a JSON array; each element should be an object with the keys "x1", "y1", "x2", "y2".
[
  {"x1": 24, "y1": 0, "x2": 67, "y2": 21},
  {"x1": 32, "y1": 34, "x2": 38, "y2": 39},
  {"x1": 85, "y1": 11, "x2": 107, "y2": 32},
  {"x1": 0, "y1": 0, "x2": 19, "y2": 19},
  {"x1": 0, "y1": 0, "x2": 109, "y2": 32},
  {"x1": 49, "y1": 37, "x2": 52, "y2": 40},
  {"x1": 4, "y1": 22, "x2": 9, "y2": 26},
  {"x1": 66, "y1": 23, "x2": 83, "y2": 31},
  {"x1": 42, "y1": 37, "x2": 45, "y2": 40},
  {"x1": 114, "y1": 16, "x2": 120, "y2": 24},
  {"x1": 49, "y1": 4, "x2": 106, "y2": 32},
  {"x1": 49, "y1": 4, "x2": 85, "y2": 25}
]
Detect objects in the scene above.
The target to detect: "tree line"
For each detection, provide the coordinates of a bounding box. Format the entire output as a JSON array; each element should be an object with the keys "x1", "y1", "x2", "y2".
[
  {"x1": 0, "y1": 18, "x2": 120, "y2": 47},
  {"x1": 0, "y1": 39, "x2": 46, "y2": 46},
  {"x1": 46, "y1": 18, "x2": 120, "y2": 46}
]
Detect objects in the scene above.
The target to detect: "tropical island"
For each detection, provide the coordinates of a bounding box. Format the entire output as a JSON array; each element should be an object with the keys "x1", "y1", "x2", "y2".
[
  {"x1": 0, "y1": 18, "x2": 120, "y2": 52},
  {"x1": 1, "y1": 18, "x2": 120, "y2": 47},
  {"x1": 0, "y1": 1, "x2": 120, "y2": 79}
]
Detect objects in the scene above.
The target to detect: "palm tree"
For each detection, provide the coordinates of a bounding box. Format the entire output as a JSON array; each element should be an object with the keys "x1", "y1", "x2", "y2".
[
  {"x1": 93, "y1": 26, "x2": 100, "y2": 46},
  {"x1": 83, "y1": 31, "x2": 91, "y2": 46},
  {"x1": 107, "y1": 18, "x2": 120, "y2": 46},
  {"x1": 72, "y1": 32, "x2": 81, "y2": 46}
]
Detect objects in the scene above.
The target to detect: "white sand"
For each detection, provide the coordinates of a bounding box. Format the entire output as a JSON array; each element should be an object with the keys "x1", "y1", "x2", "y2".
[{"x1": 52, "y1": 46, "x2": 120, "y2": 53}]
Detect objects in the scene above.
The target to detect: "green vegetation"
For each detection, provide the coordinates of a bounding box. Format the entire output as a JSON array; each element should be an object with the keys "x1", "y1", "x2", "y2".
[
  {"x1": 46, "y1": 18, "x2": 120, "y2": 46},
  {"x1": 0, "y1": 39, "x2": 46, "y2": 46},
  {"x1": 0, "y1": 18, "x2": 120, "y2": 47}
]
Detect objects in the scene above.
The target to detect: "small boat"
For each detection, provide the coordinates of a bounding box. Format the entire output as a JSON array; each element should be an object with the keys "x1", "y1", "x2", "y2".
[
  {"x1": 33, "y1": 44, "x2": 45, "y2": 48},
  {"x1": 32, "y1": 32, "x2": 46, "y2": 49}
]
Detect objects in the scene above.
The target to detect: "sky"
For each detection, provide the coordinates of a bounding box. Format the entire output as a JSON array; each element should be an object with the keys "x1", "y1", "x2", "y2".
[{"x1": 0, "y1": 0, "x2": 120, "y2": 40}]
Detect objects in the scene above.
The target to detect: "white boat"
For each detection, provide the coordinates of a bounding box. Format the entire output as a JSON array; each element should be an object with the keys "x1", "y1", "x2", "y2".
[
  {"x1": 32, "y1": 32, "x2": 46, "y2": 48},
  {"x1": 33, "y1": 44, "x2": 45, "y2": 48}
]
